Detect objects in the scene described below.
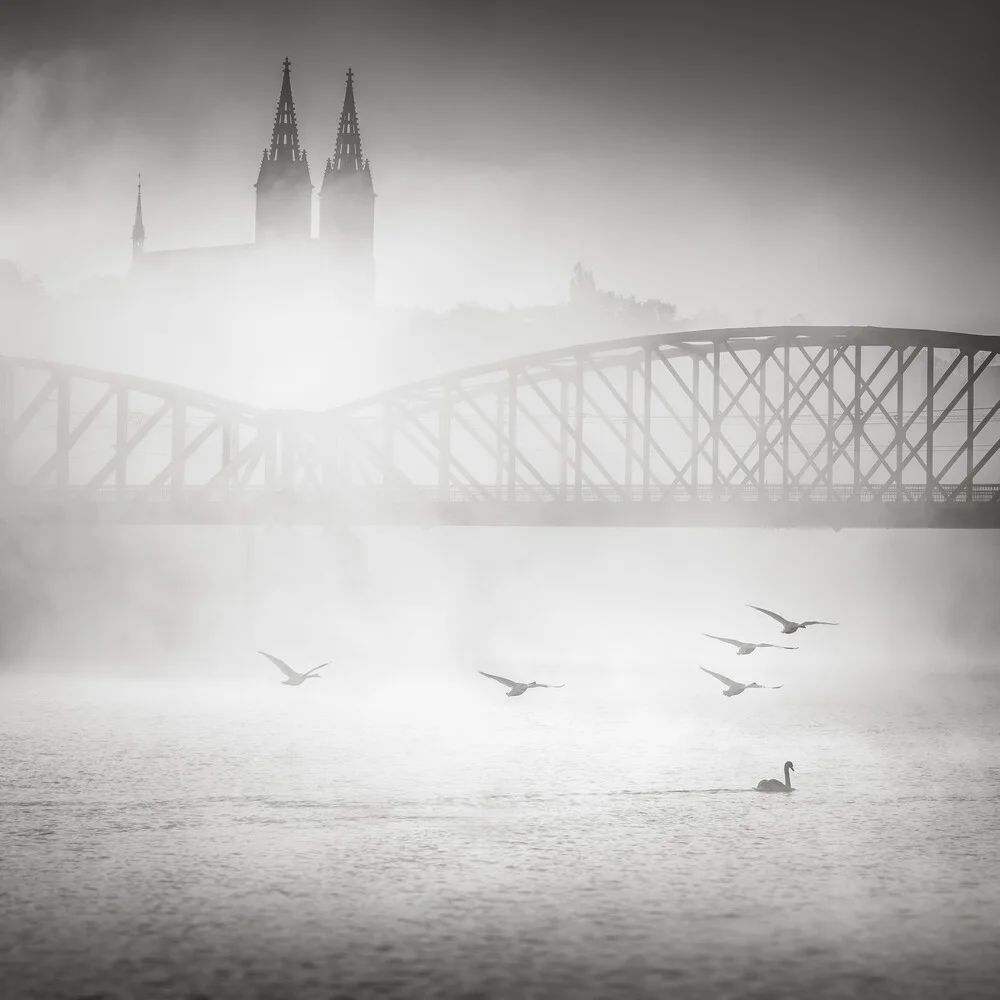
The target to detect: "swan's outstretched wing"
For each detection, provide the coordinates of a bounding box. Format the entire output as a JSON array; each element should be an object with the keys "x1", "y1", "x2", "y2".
[
  {"x1": 757, "y1": 643, "x2": 798, "y2": 650},
  {"x1": 747, "y1": 605, "x2": 794, "y2": 628},
  {"x1": 801, "y1": 620, "x2": 838, "y2": 627},
  {"x1": 479, "y1": 670, "x2": 519, "y2": 689},
  {"x1": 703, "y1": 633, "x2": 745, "y2": 648},
  {"x1": 302, "y1": 662, "x2": 330, "y2": 678},
  {"x1": 699, "y1": 665, "x2": 738, "y2": 687},
  {"x1": 259, "y1": 650, "x2": 297, "y2": 678}
]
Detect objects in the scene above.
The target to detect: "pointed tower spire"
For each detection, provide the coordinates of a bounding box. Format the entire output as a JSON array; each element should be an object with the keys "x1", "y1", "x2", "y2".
[
  {"x1": 267, "y1": 57, "x2": 304, "y2": 163},
  {"x1": 320, "y1": 67, "x2": 375, "y2": 296},
  {"x1": 332, "y1": 67, "x2": 364, "y2": 173},
  {"x1": 255, "y1": 57, "x2": 313, "y2": 243},
  {"x1": 131, "y1": 174, "x2": 145, "y2": 257}
]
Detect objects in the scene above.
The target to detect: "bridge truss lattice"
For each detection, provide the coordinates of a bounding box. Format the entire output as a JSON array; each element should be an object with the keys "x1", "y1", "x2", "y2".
[{"x1": 2, "y1": 326, "x2": 999, "y2": 528}]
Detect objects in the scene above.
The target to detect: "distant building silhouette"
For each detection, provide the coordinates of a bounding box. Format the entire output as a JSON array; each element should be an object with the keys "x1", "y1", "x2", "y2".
[
  {"x1": 570, "y1": 261, "x2": 677, "y2": 333},
  {"x1": 130, "y1": 59, "x2": 376, "y2": 306},
  {"x1": 569, "y1": 262, "x2": 598, "y2": 305}
]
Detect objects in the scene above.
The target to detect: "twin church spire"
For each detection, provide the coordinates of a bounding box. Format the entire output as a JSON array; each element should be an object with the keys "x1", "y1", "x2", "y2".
[
  {"x1": 265, "y1": 57, "x2": 307, "y2": 166},
  {"x1": 254, "y1": 58, "x2": 374, "y2": 250},
  {"x1": 320, "y1": 67, "x2": 375, "y2": 261},
  {"x1": 254, "y1": 57, "x2": 312, "y2": 242},
  {"x1": 134, "y1": 58, "x2": 374, "y2": 264},
  {"x1": 327, "y1": 67, "x2": 367, "y2": 175}
]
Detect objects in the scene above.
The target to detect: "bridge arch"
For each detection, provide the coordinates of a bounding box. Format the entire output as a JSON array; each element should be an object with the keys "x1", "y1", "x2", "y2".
[
  {"x1": 0, "y1": 354, "x2": 291, "y2": 521},
  {"x1": 327, "y1": 326, "x2": 1000, "y2": 527}
]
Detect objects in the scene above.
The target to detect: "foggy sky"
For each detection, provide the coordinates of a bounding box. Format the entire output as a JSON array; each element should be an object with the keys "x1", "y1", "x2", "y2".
[{"x1": 2, "y1": 0, "x2": 999, "y2": 328}]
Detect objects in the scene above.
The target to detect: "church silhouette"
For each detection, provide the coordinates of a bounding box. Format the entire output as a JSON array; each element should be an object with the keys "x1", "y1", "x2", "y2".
[{"x1": 129, "y1": 59, "x2": 376, "y2": 308}]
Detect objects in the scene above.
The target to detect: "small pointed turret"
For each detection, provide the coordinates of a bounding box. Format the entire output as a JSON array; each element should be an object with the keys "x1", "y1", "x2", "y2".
[
  {"x1": 131, "y1": 176, "x2": 145, "y2": 257},
  {"x1": 320, "y1": 67, "x2": 375, "y2": 293},
  {"x1": 254, "y1": 57, "x2": 313, "y2": 243}
]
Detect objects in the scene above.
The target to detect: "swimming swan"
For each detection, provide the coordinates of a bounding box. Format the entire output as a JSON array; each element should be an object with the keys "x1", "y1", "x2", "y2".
[
  {"x1": 703, "y1": 633, "x2": 798, "y2": 655},
  {"x1": 756, "y1": 760, "x2": 795, "y2": 792},
  {"x1": 479, "y1": 671, "x2": 565, "y2": 698},
  {"x1": 258, "y1": 651, "x2": 329, "y2": 686},
  {"x1": 699, "y1": 665, "x2": 783, "y2": 698},
  {"x1": 747, "y1": 605, "x2": 838, "y2": 635}
]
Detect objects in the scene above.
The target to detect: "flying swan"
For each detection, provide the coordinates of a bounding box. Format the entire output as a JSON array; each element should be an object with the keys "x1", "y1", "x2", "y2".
[
  {"x1": 756, "y1": 760, "x2": 795, "y2": 793},
  {"x1": 479, "y1": 671, "x2": 565, "y2": 698},
  {"x1": 747, "y1": 605, "x2": 838, "y2": 635},
  {"x1": 258, "y1": 651, "x2": 329, "y2": 686},
  {"x1": 699, "y1": 665, "x2": 783, "y2": 698},
  {"x1": 703, "y1": 633, "x2": 798, "y2": 655}
]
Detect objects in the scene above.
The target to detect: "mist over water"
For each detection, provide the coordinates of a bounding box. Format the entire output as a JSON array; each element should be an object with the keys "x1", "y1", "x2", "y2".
[
  {"x1": 2, "y1": 525, "x2": 1000, "y2": 997},
  {"x1": 4, "y1": 630, "x2": 1000, "y2": 999},
  {"x1": 4, "y1": 525, "x2": 1000, "y2": 680}
]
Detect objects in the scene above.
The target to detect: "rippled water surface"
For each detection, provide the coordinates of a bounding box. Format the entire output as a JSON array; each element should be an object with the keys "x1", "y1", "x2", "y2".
[{"x1": 2, "y1": 671, "x2": 1000, "y2": 999}]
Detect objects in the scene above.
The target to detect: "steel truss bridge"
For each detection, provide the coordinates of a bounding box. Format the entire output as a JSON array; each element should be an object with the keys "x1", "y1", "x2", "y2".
[{"x1": 2, "y1": 326, "x2": 1000, "y2": 529}]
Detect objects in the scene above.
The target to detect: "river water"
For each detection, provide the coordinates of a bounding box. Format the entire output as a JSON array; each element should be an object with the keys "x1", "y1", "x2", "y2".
[{"x1": 2, "y1": 667, "x2": 999, "y2": 1000}]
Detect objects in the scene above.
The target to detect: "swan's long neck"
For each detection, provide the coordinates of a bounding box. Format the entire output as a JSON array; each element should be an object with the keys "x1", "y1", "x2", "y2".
[{"x1": 783, "y1": 763, "x2": 792, "y2": 789}]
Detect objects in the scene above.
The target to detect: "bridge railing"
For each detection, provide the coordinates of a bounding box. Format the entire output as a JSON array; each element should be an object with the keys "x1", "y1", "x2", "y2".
[{"x1": 359, "y1": 483, "x2": 1000, "y2": 504}]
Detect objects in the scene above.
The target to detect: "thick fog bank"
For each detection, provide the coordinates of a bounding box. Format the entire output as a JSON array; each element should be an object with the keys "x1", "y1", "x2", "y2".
[{"x1": 1, "y1": 524, "x2": 997, "y2": 683}]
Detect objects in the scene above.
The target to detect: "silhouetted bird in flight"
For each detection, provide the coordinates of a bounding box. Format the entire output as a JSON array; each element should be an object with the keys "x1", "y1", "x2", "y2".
[
  {"x1": 478, "y1": 671, "x2": 565, "y2": 698},
  {"x1": 699, "y1": 665, "x2": 784, "y2": 698},
  {"x1": 747, "y1": 605, "x2": 839, "y2": 635},
  {"x1": 258, "y1": 651, "x2": 328, "y2": 686},
  {"x1": 702, "y1": 634, "x2": 798, "y2": 655}
]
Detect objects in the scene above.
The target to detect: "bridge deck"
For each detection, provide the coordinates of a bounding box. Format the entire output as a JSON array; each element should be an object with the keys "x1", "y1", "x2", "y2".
[{"x1": 6, "y1": 484, "x2": 1000, "y2": 528}]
